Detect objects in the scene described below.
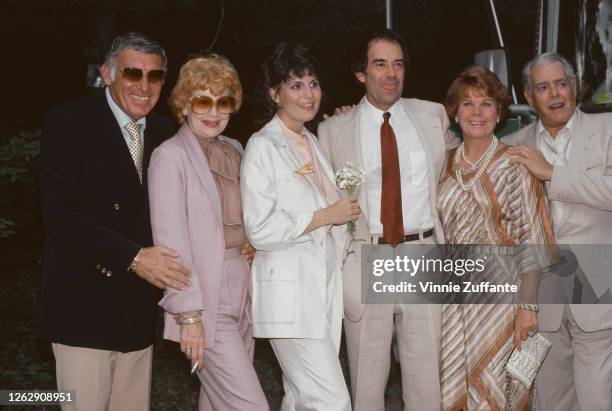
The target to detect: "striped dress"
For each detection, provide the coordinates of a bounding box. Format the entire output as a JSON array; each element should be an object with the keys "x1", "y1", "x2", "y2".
[{"x1": 437, "y1": 144, "x2": 556, "y2": 411}]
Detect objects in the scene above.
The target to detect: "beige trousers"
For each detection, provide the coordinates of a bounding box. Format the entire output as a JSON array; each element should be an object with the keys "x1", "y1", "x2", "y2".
[
  {"x1": 344, "y1": 235, "x2": 442, "y2": 411},
  {"x1": 536, "y1": 305, "x2": 612, "y2": 411},
  {"x1": 52, "y1": 343, "x2": 152, "y2": 411}
]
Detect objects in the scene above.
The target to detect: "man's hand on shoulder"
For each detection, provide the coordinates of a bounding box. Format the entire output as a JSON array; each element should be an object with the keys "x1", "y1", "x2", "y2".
[
  {"x1": 322, "y1": 105, "x2": 355, "y2": 120},
  {"x1": 131, "y1": 246, "x2": 191, "y2": 290},
  {"x1": 507, "y1": 142, "x2": 554, "y2": 181}
]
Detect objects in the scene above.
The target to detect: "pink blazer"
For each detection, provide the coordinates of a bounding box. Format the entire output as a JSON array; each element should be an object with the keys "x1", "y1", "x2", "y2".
[{"x1": 148, "y1": 123, "x2": 243, "y2": 348}]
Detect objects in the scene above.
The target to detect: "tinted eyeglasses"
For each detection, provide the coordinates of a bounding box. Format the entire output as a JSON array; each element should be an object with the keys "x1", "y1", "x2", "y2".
[
  {"x1": 190, "y1": 95, "x2": 237, "y2": 115},
  {"x1": 116, "y1": 66, "x2": 167, "y2": 84}
]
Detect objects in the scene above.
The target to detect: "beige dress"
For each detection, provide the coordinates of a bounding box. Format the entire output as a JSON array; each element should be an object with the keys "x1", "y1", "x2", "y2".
[{"x1": 438, "y1": 144, "x2": 557, "y2": 411}]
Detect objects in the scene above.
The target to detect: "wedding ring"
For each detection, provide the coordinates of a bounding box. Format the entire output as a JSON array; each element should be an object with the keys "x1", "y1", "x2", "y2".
[
  {"x1": 527, "y1": 331, "x2": 536, "y2": 337},
  {"x1": 185, "y1": 347, "x2": 192, "y2": 357}
]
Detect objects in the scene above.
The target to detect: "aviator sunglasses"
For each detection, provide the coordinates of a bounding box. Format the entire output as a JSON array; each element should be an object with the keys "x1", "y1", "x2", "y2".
[
  {"x1": 116, "y1": 66, "x2": 167, "y2": 84},
  {"x1": 190, "y1": 95, "x2": 237, "y2": 115}
]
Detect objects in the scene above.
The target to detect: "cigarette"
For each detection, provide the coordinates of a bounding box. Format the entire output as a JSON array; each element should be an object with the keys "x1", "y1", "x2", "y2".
[{"x1": 191, "y1": 361, "x2": 198, "y2": 374}]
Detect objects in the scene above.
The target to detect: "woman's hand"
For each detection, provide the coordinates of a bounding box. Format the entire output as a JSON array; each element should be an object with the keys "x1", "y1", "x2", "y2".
[
  {"x1": 325, "y1": 195, "x2": 360, "y2": 225},
  {"x1": 180, "y1": 321, "x2": 205, "y2": 373},
  {"x1": 302, "y1": 195, "x2": 360, "y2": 235},
  {"x1": 241, "y1": 241, "x2": 256, "y2": 264},
  {"x1": 513, "y1": 308, "x2": 538, "y2": 350}
]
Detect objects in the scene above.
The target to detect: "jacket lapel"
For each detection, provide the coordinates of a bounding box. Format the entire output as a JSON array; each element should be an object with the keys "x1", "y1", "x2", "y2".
[
  {"x1": 335, "y1": 103, "x2": 365, "y2": 171},
  {"x1": 178, "y1": 124, "x2": 223, "y2": 222},
  {"x1": 567, "y1": 110, "x2": 596, "y2": 171},
  {"x1": 334, "y1": 104, "x2": 369, "y2": 218},
  {"x1": 401, "y1": 99, "x2": 441, "y2": 219},
  {"x1": 99, "y1": 98, "x2": 144, "y2": 190},
  {"x1": 265, "y1": 117, "x2": 330, "y2": 208},
  {"x1": 306, "y1": 128, "x2": 340, "y2": 194}
]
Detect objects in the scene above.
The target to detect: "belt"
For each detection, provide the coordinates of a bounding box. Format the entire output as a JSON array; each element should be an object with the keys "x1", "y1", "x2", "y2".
[{"x1": 377, "y1": 228, "x2": 434, "y2": 245}]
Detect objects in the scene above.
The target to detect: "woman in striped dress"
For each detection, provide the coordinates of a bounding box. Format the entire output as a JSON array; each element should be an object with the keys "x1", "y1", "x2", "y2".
[{"x1": 438, "y1": 66, "x2": 556, "y2": 411}]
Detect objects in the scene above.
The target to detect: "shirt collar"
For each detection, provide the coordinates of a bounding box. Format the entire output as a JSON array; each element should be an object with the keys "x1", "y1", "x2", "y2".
[
  {"x1": 536, "y1": 109, "x2": 577, "y2": 140},
  {"x1": 536, "y1": 109, "x2": 577, "y2": 155},
  {"x1": 105, "y1": 87, "x2": 146, "y2": 130},
  {"x1": 361, "y1": 96, "x2": 402, "y2": 124},
  {"x1": 276, "y1": 115, "x2": 307, "y2": 143}
]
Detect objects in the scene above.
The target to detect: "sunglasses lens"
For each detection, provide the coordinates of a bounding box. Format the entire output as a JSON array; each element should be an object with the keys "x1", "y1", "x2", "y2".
[
  {"x1": 191, "y1": 97, "x2": 213, "y2": 114},
  {"x1": 121, "y1": 67, "x2": 144, "y2": 82},
  {"x1": 217, "y1": 96, "x2": 236, "y2": 114},
  {"x1": 147, "y1": 70, "x2": 166, "y2": 83}
]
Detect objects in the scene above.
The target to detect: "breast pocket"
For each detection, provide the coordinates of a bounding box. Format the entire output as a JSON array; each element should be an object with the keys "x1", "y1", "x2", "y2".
[
  {"x1": 276, "y1": 169, "x2": 315, "y2": 211},
  {"x1": 252, "y1": 251, "x2": 296, "y2": 323},
  {"x1": 408, "y1": 150, "x2": 429, "y2": 185}
]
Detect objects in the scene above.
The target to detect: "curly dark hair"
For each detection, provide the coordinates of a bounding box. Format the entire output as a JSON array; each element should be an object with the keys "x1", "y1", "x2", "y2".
[
  {"x1": 258, "y1": 42, "x2": 321, "y2": 121},
  {"x1": 444, "y1": 65, "x2": 511, "y2": 122}
]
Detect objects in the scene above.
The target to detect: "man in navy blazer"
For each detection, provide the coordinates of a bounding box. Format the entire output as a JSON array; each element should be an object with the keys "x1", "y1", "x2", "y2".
[{"x1": 39, "y1": 32, "x2": 190, "y2": 411}]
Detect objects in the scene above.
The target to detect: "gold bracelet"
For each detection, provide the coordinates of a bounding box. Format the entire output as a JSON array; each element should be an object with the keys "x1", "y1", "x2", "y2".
[
  {"x1": 175, "y1": 312, "x2": 202, "y2": 325},
  {"x1": 179, "y1": 316, "x2": 201, "y2": 325},
  {"x1": 518, "y1": 302, "x2": 539, "y2": 312},
  {"x1": 128, "y1": 248, "x2": 143, "y2": 272}
]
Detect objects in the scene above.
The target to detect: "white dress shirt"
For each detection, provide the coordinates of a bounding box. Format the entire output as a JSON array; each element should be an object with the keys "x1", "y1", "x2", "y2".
[
  {"x1": 536, "y1": 110, "x2": 577, "y2": 234},
  {"x1": 105, "y1": 87, "x2": 146, "y2": 147},
  {"x1": 359, "y1": 97, "x2": 433, "y2": 234}
]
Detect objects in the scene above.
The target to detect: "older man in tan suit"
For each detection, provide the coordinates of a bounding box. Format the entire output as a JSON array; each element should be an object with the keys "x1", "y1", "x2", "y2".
[
  {"x1": 507, "y1": 52, "x2": 612, "y2": 411},
  {"x1": 318, "y1": 29, "x2": 457, "y2": 411}
]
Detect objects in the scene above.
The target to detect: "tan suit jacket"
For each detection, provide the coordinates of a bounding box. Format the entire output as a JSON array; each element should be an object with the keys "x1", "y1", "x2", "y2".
[
  {"x1": 318, "y1": 97, "x2": 458, "y2": 321},
  {"x1": 505, "y1": 109, "x2": 612, "y2": 332}
]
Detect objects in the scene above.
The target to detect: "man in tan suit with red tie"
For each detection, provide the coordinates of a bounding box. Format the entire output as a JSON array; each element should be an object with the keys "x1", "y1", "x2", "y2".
[
  {"x1": 507, "y1": 52, "x2": 612, "y2": 411},
  {"x1": 318, "y1": 29, "x2": 457, "y2": 411}
]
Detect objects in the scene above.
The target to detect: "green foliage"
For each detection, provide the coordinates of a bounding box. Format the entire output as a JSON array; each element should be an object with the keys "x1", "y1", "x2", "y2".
[{"x1": 0, "y1": 129, "x2": 41, "y2": 237}]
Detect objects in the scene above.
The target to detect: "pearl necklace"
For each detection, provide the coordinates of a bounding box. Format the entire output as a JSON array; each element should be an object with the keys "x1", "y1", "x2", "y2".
[
  {"x1": 454, "y1": 136, "x2": 498, "y2": 191},
  {"x1": 462, "y1": 143, "x2": 491, "y2": 166}
]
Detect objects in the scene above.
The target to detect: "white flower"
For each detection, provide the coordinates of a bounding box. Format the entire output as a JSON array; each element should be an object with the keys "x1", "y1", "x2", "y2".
[{"x1": 335, "y1": 162, "x2": 365, "y2": 195}]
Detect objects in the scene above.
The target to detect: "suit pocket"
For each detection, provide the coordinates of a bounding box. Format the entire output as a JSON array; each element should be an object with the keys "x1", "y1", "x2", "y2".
[
  {"x1": 253, "y1": 250, "x2": 297, "y2": 281},
  {"x1": 253, "y1": 281, "x2": 295, "y2": 323},
  {"x1": 252, "y1": 251, "x2": 296, "y2": 323}
]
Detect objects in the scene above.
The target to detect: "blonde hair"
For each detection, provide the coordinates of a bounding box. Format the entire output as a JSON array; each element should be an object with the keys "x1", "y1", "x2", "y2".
[{"x1": 169, "y1": 54, "x2": 243, "y2": 123}]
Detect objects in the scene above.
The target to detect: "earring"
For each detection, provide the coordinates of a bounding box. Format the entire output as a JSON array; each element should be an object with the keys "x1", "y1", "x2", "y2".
[
  {"x1": 497, "y1": 116, "x2": 500, "y2": 123},
  {"x1": 455, "y1": 117, "x2": 459, "y2": 123}
]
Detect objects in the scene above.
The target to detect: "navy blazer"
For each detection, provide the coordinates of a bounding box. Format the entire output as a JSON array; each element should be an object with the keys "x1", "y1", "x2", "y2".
[{"x1": 38, "y1": 94, "x2": 174, "y2": 352}]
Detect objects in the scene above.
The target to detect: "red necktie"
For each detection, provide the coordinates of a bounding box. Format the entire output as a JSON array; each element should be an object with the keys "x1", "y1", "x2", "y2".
[{"x1": 380, "y1": 112, "x2": 404, "y2": 244}]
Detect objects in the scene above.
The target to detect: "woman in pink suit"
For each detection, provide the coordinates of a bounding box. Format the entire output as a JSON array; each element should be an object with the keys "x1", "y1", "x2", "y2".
[{"x1": 148, "y1": 55, "x2": 268, "y2": 411}]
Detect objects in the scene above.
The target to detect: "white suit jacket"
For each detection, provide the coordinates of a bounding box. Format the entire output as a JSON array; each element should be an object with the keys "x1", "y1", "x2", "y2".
[
  {"x1": 318, "y1": 97, "x2": 458, "y2": 321},
  {"x1": 241, "y1": 116, "x2": 347, "y2": 338},
  {"x1": 505, "y1": 109, "x2": 612, "y2": 332}
]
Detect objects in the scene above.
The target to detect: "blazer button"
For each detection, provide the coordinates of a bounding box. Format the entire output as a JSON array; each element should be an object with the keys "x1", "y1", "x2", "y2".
[
  {"x1": 113, "y1": 203, "x2": 120, "y2": 210},
  {"x1": 106, "y1": 271, "x2": 112, "y2": 277},
  {"x1": 101, "y1": 267, "x2": 107, "y2": 274}
]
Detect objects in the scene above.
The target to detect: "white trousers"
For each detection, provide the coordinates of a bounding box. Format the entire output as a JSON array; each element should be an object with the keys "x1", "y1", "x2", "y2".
[{"x1": 269, "y1": 233, "x2": 351, "y2": 411}]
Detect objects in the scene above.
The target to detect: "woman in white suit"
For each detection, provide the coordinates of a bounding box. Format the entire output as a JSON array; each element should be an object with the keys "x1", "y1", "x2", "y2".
[{"x1": 241, "y1": 42, "x2": 359, "y2": 411}]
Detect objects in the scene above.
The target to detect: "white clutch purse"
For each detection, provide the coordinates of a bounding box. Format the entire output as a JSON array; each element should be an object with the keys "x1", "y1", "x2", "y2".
[{"x1": 505, "y1": 333, "x2": 552, "y2": 388}]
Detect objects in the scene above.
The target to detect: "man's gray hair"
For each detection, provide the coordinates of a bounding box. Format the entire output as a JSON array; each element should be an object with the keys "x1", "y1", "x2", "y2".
[
  {"x1": 105, "y1": 32, "x2": 167, "y2": 80},
  {"x1": 522, "y1": 52, "x2": 576, "y2": 95}
]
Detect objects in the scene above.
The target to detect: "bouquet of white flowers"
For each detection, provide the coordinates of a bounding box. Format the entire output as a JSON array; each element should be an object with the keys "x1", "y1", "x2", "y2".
[{"x1": 335, "y1": 163, "x2": 365, "y2": 265}]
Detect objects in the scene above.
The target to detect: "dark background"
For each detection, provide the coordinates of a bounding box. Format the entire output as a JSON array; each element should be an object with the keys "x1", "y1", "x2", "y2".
[{"x1": 0, "y1": 0, "x2": 541, "y2": 141}]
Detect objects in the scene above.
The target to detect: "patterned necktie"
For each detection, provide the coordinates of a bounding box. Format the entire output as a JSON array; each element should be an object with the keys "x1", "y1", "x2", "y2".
[
  {"x1": 125, "y1": 122, "x2": 143, "y2": 184},
  {"x1": 380, "y1": 112, "x2": 404, "y2": 244}
]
